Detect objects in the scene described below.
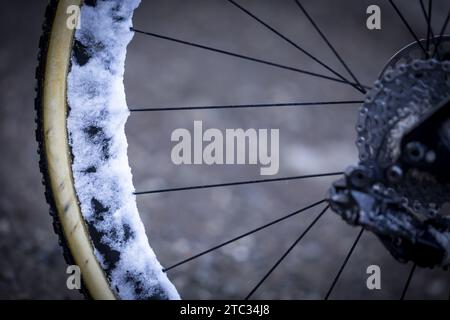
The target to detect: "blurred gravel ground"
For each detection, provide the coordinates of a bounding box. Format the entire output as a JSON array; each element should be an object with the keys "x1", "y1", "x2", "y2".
[{"x1": 0, "y1": 0, "x2": 449, "y2": 299}]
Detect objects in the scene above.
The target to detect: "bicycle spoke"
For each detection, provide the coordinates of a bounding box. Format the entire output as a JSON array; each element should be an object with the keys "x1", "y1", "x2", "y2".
[
  {"x1": 426, "y1": 0, "x2": 433, "y2": 52},
  {"x1": 294, "y1": 0, "x2": 366, "y2": 94},
  {"x1": 432, "y1": 9, "x2": 450, "y2": 57},
  {"x1": 131, "y1": 28, "x2": 368, "y2": 89},
  {"x1": 245, "y1": 205, "x2": 329, "y2": 300},
  {"x1": 420, "y1": 0, "x2": 436, "y2": 47},
  {"x1": 163, "y1": 199, "x2": 327, "y2": 272},
  {"x1": 389, "y1": 0, "x2": 428, "y2": 57},
  {"x1": 134, "y1": 172, "x2": 343, "y2": 195},
  {"x1": 129, "y1": 100, "x2": 364, "y2": 112},
  {"x1": 225, "y1": 0, "x2": 366, "y2": 94},
  {"x1": 324, "y1": 227, "x2": 364, "y2": 300},
  {"x1": 400, "y1": 263, "x2": 416, "y2": 300}
]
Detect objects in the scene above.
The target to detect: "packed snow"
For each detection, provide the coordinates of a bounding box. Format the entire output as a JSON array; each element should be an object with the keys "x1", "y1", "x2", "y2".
[{"x1": 67, "y1": 0, "x2": 180, "y2": 300}]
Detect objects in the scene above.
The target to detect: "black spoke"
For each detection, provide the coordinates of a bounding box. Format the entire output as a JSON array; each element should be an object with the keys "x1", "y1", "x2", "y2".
[
  {"x1": 400, "y1": 263, "x2": 417, "y2": 300},
  {"x1": 426, "y1": 0, "x2": 433, "y2": 52},
  {"x1": 245, "y1": 205, "x2": 329, "y2": 300},
  {"x1": 432, "y1": 9, "x2": 450, "y2": 57},
  {"x1": 163, "y1": 199, "x2": 327, "y2": 272},
  {"x1": 134, "y1": 172, "x2": 343, "y2": 195},
  {"x1": 129, "y1": 100, "x2": 364, "y2": 112},
  {"x1": 389, "y1": 0, "x2": 428, "y2": 57},
  {"x1": 294, "y1": 0, "x2": 366, "y2": 94},
  {"x1": 420, "y1": 0, "x2": 436, "y2": 51},
  {"x1": 225, "y1": 0, "x2": 366, "y2": 94},
  {"x1": 324, "y1": 227, "x2": 364, "y2": 300},
  {"x1": 131, "y1": 28, "x2": 368, "y2": 89}
]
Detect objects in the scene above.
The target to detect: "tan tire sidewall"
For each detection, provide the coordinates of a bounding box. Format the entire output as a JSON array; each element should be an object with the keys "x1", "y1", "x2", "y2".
[{"x1": 42, "y1": 0, "x2": 116, "y2": 300}]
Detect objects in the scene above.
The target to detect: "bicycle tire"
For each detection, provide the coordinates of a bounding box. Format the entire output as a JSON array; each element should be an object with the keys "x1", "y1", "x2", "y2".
[{"x1": 35, "y1": 0, "x2": 177, "y2": 300}]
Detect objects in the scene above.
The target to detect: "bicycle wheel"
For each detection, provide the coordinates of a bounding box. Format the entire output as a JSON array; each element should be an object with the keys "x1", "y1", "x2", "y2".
[{"x1": 36, "y1": 0, "x2": 450, "y2": 300}]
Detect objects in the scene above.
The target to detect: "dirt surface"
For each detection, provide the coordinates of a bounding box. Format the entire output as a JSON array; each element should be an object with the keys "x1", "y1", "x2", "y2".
[{"x1": 0, "y1": 0, "x2": 449, "y2": 299}]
